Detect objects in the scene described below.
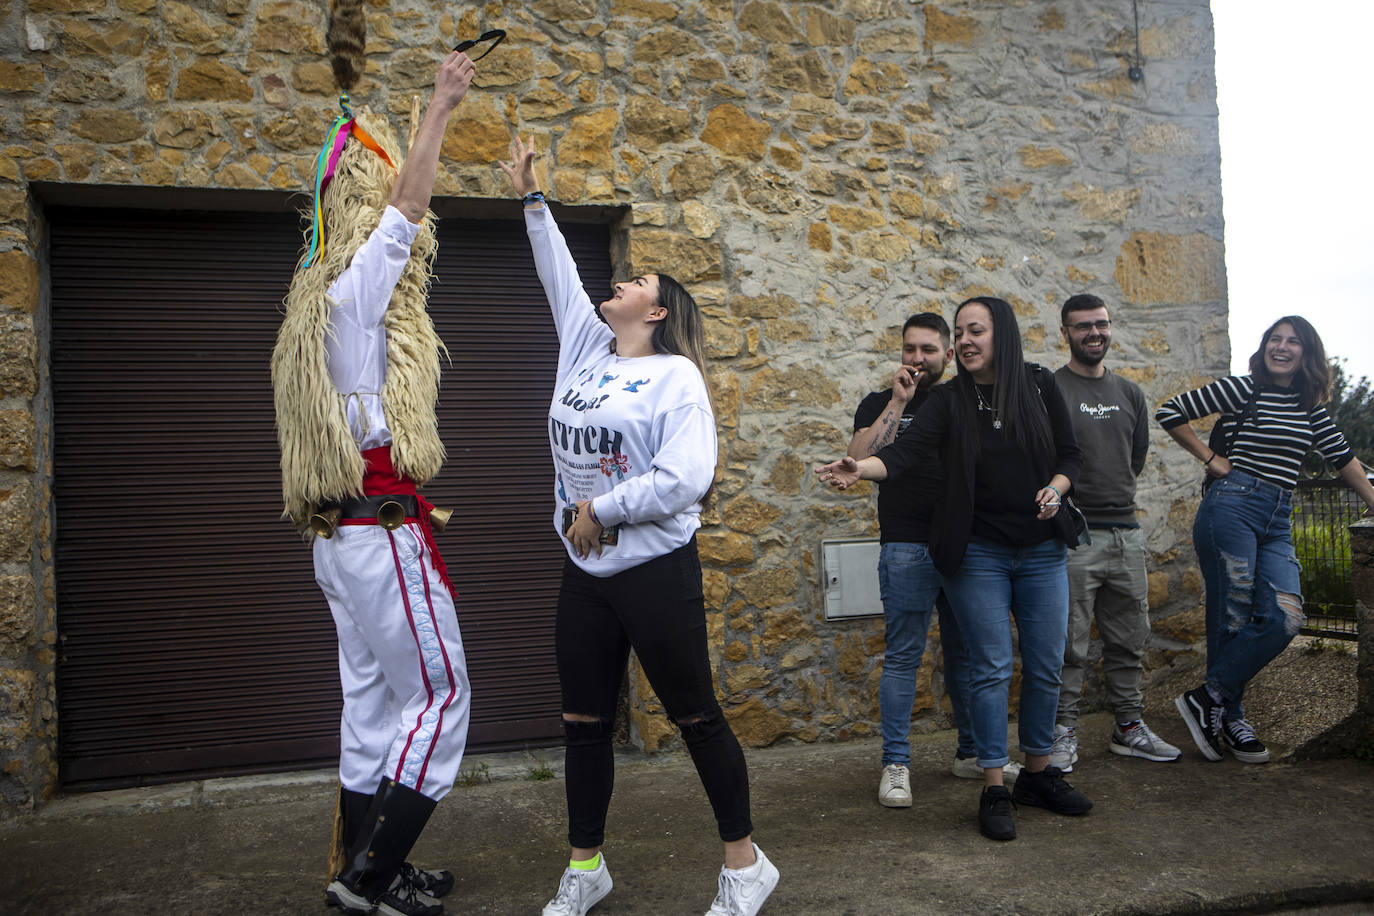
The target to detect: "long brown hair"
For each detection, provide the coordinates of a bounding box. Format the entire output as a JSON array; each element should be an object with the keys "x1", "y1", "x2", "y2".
[{"x1": 1247, "y1": 315, "x2": 1330, "y2": 410}]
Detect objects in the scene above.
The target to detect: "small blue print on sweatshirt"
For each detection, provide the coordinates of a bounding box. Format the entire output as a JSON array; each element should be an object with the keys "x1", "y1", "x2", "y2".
[
  {"x1": 622, "y1": 378, "x2": 650, "y2": 393},
  {"x1": 598, "y1": 373, "x2": 618, "y2": 388}
]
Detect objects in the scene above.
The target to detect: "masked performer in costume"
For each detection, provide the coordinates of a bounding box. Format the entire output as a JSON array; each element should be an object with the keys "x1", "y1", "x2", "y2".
[{"x1": 271, "y1": 3, "x2": 476, "y2": 914}]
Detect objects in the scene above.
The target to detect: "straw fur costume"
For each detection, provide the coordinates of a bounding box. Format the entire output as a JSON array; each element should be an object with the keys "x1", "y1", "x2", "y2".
[{"x1": 271, "y1": 110, "x2": 446, "y2": 529}]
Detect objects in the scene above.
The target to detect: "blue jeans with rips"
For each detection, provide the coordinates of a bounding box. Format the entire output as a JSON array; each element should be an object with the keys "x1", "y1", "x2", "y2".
[
  {"x1": 1193, "y1": 469, "x2": 1305, "y2": 719},
  {"x1": 939, "y1": 537, "x2": 1069, "y2": 769},
  {"x1": 877, "y1": 542, "x2": 976, "y2": 766}
]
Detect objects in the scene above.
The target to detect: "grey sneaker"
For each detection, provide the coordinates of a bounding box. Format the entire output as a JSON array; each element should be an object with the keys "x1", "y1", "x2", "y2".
[
  {"x1": 1049, "y1": 724, "x2": 1078, "y2": 773},
  {"x1": 878, "y1": 763, "x2": 912, "y2": 808},
  {"x1": 542, "y1": 858, "x2": 612, "y2": 916},
  {"x1": 951, "y1": 755, "x2": 1023, "y2": 782},
  {"x1": 1109, "y1": 720, "x2": 1182, "y2": 762}
]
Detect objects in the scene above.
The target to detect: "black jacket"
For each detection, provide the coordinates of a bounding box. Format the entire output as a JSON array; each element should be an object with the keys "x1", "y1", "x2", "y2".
[{"x1": 874, "y1": 365, "x2": 1081, "y2": 577}]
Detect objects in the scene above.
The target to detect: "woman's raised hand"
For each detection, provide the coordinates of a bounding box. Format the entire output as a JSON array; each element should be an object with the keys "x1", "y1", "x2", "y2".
[
  {"x1": 497, "y1": 135, "x2": 539, "y2": 197},
  {"x1": 815, "y1": 456, "x2": 862, "y2": 490}
]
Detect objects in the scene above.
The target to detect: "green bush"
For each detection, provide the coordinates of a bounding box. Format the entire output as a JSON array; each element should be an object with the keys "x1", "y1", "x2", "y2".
[{"x1": 1291, "y1": 511, "x2": 1354, "y2": 611}]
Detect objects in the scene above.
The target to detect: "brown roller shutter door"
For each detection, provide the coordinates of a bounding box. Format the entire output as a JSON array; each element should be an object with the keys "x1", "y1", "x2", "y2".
[{"x1": 50, "y1": 204, "x2": 612, "y2": 787}]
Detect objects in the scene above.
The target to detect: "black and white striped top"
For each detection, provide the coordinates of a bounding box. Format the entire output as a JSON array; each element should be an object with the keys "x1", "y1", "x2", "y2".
[{"x1": 1155, "y1": 375, "x2": 1353, "y2": 490}]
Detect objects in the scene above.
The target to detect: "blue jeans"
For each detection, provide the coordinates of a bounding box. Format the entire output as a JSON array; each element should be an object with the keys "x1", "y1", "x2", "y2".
[
  {"x1": 939, "y1": 538, "x2": 1069, "y2": 768},
  {"x1": 1193, "y1": 469, "x2": 1305, "y2": 719},
  {"x1": 877, "y1": 543, "x2": 976, "y2": 766}
]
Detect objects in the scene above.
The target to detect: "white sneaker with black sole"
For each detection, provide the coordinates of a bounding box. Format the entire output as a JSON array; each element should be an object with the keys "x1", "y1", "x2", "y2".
[
  {"x1": 542, "y1": 857, "x2": 612, "y2": 916},
  {"x1": 878, "y1": 764, "x2": 912, "y2": 807},
  {"x1": 706, "y1": 844, "x2": 779, "y2": 916}
]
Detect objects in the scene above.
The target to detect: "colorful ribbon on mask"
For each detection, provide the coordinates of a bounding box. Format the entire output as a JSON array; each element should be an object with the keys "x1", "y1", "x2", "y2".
[{"x1": 303, "y1": 92, "x2": 398, "y2": 268}]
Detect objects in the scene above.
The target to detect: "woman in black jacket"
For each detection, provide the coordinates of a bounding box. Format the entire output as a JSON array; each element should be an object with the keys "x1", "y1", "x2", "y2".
[{"x1": 817, "y1": 296, "x2": 1090, "y2": 841}]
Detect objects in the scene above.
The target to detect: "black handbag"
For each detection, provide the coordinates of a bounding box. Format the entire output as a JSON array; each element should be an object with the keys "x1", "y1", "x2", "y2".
[
  {"x1": 1057, "y1": 495, "x2": 1091, "y2": 548},
  {"x1": 1202, "y1": 386, "x2": 1259, "y2": 494}
]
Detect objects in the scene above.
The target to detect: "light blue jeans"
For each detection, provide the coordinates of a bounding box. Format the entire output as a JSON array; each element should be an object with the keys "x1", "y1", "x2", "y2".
[
  {"x1": 940, "y1": 537, "x2": 1069, "y2": 768},
  {"x1": 1193, "y1": 469, "x2": 1305, "y2": 719},
  {"x1": 877, "y1": 542, "x2": 976, "y2": 766}
]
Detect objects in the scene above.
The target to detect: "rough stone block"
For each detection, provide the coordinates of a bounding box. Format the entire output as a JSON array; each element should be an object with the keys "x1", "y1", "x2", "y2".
[
  {"x1": 0, "y1": 412, "x2": 35, "y2": 471},
  {"x1": 0, "y1": 317, "x2": 36, "y2": 398},
  {"x1": 0, "y1": 251, "x2": 38, "y2": 315},
  {"x1": 0, "y1": 577, "x2": 36, "y2": 657},
  {"x1": 0, "y1": 668, "x2": 36, "y2": 731},
  {"x1": 1115, "y1": 231, "x2": 1226, "y2": 305},
  {"x1": 0, "y1": 482, "x2": 35, "y2": 564}
]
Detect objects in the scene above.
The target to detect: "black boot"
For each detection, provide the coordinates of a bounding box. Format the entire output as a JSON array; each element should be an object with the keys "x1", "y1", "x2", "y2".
[
  {"x1": 326, "y1": 780, "x2": 443, "y2": 916},
  {"x1": 336, "y1": 787, "x2": 454, "y2": 902},
  {"x1": 340, "y1": 788, "x2": 373, "y2": 847}
]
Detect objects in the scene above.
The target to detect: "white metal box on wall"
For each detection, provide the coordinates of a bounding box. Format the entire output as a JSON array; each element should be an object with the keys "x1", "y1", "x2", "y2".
[{"x1": 820, "y1": 538, "x2": 882, "y2": 620}]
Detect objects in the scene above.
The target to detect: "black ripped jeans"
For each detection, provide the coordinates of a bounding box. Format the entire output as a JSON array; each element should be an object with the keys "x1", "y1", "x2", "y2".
[{"x1": 556, "y1": 538, "x2": 753, "y2": 847}]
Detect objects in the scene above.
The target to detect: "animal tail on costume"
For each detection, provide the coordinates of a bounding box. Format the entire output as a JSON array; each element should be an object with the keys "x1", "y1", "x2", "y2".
[
  {"x1": 326, "y1": 0, "x2": 366, "y2": 92},
  {"x1": 326, "y1": 782, "x2": 347, "y2": 882}
]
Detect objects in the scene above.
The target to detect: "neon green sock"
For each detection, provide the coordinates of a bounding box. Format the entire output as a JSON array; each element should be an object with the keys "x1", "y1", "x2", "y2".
[{"x1": 570, "y1": 853, "x2": 601, "y2": 871}]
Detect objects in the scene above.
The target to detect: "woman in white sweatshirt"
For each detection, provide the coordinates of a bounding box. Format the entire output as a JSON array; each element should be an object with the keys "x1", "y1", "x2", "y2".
[{"x1": 499, "y1": 136, "x2": 779, "y2": 916}]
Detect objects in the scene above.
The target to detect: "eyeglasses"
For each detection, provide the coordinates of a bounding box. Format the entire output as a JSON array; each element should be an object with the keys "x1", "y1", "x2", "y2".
[
  {"x1": 454, "y1": 29, "x2": 505, "y2": 61},
  {"x1": 1069, "y1": 320, "x2": 1111, "y2": 333}
]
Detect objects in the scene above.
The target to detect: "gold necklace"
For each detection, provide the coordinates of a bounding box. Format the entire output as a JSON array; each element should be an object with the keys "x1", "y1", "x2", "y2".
[{"x1": 974, "y1": 385, "x2": 1002, "y2": 430}]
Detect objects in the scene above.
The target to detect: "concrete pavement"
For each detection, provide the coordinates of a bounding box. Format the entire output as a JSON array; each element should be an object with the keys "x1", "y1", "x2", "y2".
[{"x1": 3, "y1": 709, "x2": 1372, "y2": 915}]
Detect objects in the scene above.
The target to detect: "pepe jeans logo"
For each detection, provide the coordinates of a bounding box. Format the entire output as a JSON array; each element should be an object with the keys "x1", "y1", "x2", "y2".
[{"x1": 1079, "y1": 401, "x2": 1122, "y2": 418}]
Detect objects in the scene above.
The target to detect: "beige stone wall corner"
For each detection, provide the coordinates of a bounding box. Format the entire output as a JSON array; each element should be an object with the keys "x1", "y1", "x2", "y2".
[{"x1": 0, "y1": 183, "x2": 54, "y2": 816}]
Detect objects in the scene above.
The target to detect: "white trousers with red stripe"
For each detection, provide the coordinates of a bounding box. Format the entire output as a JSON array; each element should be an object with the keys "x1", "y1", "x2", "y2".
[{"x1": 313, "y1": 521, "x2": 469, "y2": 802}]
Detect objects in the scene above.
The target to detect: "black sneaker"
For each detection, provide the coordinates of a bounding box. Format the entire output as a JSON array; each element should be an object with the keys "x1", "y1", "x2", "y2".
[
  {"x1": 1174, "y1": 685, "x2": 1224, "y2": 761},
  {"x1": 401, "y1": 863, "x2": 454, "y2": 898},
  {"x1": 376, "y1": 870, "x2": 444, "y2": 916},
  {"x1": 978, "y1": 785, "x2": 1016, "y2": 840},
  {"x1": 1011, "y1": 765, "x2": 1093, "y2": 815},
  {"x1": 1222, "y1": 717, "x2": 1270, "y2": 764}
]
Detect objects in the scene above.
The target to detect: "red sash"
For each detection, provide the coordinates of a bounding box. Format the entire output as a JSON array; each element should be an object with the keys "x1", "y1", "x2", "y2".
[{"x1": 359, "y1": 446, "x2": 457, "y2": 599}]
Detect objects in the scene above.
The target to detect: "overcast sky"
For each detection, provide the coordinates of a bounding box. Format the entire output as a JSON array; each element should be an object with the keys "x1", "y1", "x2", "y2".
[{"x1": 1212, "y1": 2, "x2": 1374, "y2": 385}]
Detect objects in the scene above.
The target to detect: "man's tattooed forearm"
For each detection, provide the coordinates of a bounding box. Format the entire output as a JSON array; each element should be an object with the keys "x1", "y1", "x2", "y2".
[{"x1": 867, "y1": 413, "x2": 899, "y2": 455}]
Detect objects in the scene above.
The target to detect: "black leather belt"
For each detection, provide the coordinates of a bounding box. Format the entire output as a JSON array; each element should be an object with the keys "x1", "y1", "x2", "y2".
[
  {"x1": 336, "y1": 494, "x2": 419, "y2": 520},
  {"x1": 310, "y1": 494, "x2": 420, "y2": 538}
]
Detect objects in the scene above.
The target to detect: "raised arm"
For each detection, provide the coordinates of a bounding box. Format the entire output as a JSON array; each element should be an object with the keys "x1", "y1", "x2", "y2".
[
  {"x1": 847, "y1": 366, "x2": 918, "y2": 459},
  {"x1": 389, "y1": 51, "x2": 475, "y2": 223},
  {"x1": 497, "y1": 133, "x2": 541, "y2": 201}
]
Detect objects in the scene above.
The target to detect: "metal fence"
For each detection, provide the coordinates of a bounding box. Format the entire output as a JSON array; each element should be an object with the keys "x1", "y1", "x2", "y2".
[{"x1": 1292, "y1": 476, "x2": 1361, "y2": 639}]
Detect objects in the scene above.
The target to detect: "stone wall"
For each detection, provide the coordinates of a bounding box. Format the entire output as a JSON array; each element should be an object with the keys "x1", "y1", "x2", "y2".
[{"x1": 0, "y1": 0, "x2": 1224, "y2": 807}]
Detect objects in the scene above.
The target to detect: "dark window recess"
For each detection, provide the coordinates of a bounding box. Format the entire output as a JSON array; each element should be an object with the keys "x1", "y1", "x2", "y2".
[{"x1": 49, "y1": 205, "x2": 612, "y2": 788}]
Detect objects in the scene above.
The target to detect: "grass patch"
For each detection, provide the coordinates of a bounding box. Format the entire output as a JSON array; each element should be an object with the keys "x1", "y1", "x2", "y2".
[
  {"x1": 526, "y1": 753, "x2": 557, "y2": 782},
  {"x1": 456, "y1": 762, "x2": 491, "y2": 787}
]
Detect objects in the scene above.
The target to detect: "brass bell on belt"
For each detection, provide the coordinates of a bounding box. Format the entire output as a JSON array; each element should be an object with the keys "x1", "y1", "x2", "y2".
[
  {"x1": 377, "y1": 500, "x2": 406, "y2": 531},
  {"x1": 428, "y1": 506, "x2": 453, "y2": 533},
  {"x1": 310, "y1": 506, "x2": 342, "y2": 539}
]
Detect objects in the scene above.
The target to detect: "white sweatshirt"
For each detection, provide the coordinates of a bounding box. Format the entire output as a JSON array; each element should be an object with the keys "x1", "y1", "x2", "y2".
[{"x1": 525, "y1": 205, "x2": 717, "y2": 576}]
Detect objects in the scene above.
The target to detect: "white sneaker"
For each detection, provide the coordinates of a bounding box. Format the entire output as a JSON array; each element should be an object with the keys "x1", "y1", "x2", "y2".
[
  {"x1": 542, "y1": 857, "x2": 612, "y2": 916},
  {"x1": 877, "y1": 764, "x2": 912, "y2": 807},
  {"x1": 951, "y1": 756, "x2": 1023, "y2": 782},
  {"x1": 706, "y1": 844, "x2": 779, "y2": 916},
  {"x1": 1049, "y1": 724, "x2": 1078, "y2": 773}
]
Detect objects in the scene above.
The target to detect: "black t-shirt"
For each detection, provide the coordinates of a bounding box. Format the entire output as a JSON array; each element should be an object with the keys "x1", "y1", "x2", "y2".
[
  {"x1": 968, "y1": 384, "x2": 1056, "y2": 547},
  {"x1": 853, "y1": 387, "x2": 939, "y2": 544}
]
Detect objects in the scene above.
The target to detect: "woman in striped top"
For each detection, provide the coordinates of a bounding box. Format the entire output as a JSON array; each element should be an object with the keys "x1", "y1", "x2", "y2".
[{"x1": 1156, "y1": 316, "x2": 1374, "y2": 764}]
